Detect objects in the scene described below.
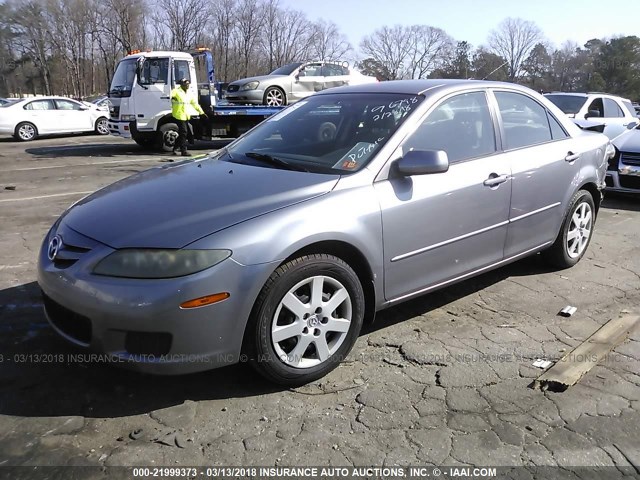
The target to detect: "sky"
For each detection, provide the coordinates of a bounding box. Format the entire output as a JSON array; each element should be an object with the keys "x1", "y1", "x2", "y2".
[{"x1": 278, "y1": 0, "x2": 640, "y2": 56}]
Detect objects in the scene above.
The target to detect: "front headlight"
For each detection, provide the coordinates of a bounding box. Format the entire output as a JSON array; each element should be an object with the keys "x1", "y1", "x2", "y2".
[
  {"x1": 121, "y1": 114, "x2": 136, "y2": 121},
  {"x1": 93, "y1": 249, "x2": 231, "y2": 279},
  {"x1": 240, "y1": 81, "x2": 259, "y2": 91}
]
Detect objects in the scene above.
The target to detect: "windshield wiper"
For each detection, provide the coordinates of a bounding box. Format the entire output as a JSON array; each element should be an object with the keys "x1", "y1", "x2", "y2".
[{"x1": 244, "y1": 152, "x2": 309, "y2": 172}]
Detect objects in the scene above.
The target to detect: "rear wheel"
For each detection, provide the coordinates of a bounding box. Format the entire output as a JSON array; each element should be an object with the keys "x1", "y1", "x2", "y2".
[
  {"x1": 157, "y1": 123, "x2": 179, "y2": 152},
  {"x1": 15, "y1": 122, "x2": 38, "y2": 141},
  {"x1": 263, "y1": 87, "x2": 286, "y2": 106},
  {"x1": 94, "y1": 117, "x2": 109, "y2": 135},
  {"x1": 245, "y1": 254, "x2": 365, "y2": 386},
  {"x1": 543, "y1": 190, "x2": 595, "y2": 268}
]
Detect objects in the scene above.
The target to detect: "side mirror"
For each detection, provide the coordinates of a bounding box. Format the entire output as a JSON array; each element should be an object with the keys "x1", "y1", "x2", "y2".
[
  {"x1": 627, "y1": 121, "x2": 638, "y2": 130},
  {"x1": 586, "y1": 109, "x2": 601, "y2": 119},
  {"x1": 394, "y1": 149, "x2": 449, "y2": 176}
]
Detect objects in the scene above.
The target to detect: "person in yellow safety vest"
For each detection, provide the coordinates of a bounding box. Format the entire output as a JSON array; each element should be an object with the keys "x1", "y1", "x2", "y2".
[{"x1": 170, "y1": 78, "x2": 206, "y2": 156}]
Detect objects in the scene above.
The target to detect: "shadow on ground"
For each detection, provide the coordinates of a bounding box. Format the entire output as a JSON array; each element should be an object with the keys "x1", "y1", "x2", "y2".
[
  {"x1": 601, "y1": 192, "x2": 640, "y2": 212},
  {"x1": 0, "y1": 253, "x2": 555, "y2": 420},
  {"x1": 24, "y1": 139, "x2": 231, "y2": 159}
]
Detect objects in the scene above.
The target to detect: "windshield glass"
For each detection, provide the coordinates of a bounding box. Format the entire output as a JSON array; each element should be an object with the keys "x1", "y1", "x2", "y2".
[
  {"x1": 109, "y1": 59, "x2": 137, "y2": 97},
  {"x1": 545, "y1": 94, "x2": 586, "y2": 114},
  {"x1": 269, "y1": 63, "x2": 303, "y2": 76},
  {"x1": 223, "y1": 92, "x2": 424, "y2": 174}
]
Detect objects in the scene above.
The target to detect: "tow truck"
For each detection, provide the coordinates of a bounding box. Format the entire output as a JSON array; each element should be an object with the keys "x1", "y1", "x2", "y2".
[{"x1": 106, "y1": 48, "x2": 284, "y2": 151}]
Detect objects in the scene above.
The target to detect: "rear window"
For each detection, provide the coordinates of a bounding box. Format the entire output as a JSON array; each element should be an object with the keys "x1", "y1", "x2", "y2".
[{"x1": 544, "y1": 95, "x2": 586, "y2": 114}]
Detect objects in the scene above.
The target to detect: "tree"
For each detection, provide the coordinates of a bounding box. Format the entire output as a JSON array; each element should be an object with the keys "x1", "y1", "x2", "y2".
[
  {"x1": 309, "y1": 19, "x2": 352, "y2": 62},
  {"x1": 488, "y1": 17, "x2": 544, "y2": 81},
  {"x1": 593, "y1": 36, "x2": 640, "y2": 99},
  {"x1": 522, "y1": 42, "x2": 551, "y2": 90},
  {"x1": 360, "y1": 25, "x2": 412, "y2": 80},
  {"x1": 356, "y1": 57, "x2": 392, "y2": 81},
  {"x1": 430, "y1": 40, "x2": 472, "y2": 79},
  {"x1": 471, "y1": 47, "x2": 508, "y2": 81},
  {"x1": 404, "y1": 25, "x2": 453, "y2": 79}
]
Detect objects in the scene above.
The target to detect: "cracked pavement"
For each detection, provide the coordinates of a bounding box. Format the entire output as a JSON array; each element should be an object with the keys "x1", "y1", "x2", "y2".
[{"x1": 0, "y1": 135, "x2": 639, "y2": 476}]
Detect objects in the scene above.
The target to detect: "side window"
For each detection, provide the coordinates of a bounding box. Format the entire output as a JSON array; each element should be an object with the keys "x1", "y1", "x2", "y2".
[
  {"x1": 140, "y1": 58, "x2": 169, "y2": 85},
  {"x1": 322, "y1": 64, "x2": 343, "y2": 77},
  {"x1": 402, "y1": 91, "x2": 496, "y2": 163},
  {"x1": 495, "y1": 91, "x2": 553, "y2": 150},
  {"x1": 173, "y1": 60, "x2": 191, "y2": 85},
  {"x1": 300, "y1": 63, "x2": 322, "y2": 77},
  {"x1": 586, "y1": 98, "x2": 604, "y2": 118},
  {"x1": 603, "y1": 98, "x2": 624, "y2": 118},
  {"x1": 548, "y1": 113, "x2": 568, "y2": 140},
  {"x1": 24, "y1": 100, "x2": 55, "y2": 110},
  {"x1": 55, "y1": 99, "x2": 82, "y2": 111}
]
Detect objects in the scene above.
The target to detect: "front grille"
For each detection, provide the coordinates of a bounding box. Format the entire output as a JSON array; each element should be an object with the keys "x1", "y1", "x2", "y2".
[
  {"x1": 226, "y1": 85, "x2": 239, "y2": 93},
  {"x1": 621, "y1": 151, "x2": 640, "y2": 166},
  {"x1": 43, "y1": 293, "x2": 92, "y2": 344},
  {"x1": 125, "y1": 332, "x2": 172, "y2": 356},
  {"x1": 619, "y1": 175, "x2": 640, "y2": 190},
  {"x1": 53, "y1": 240, "x2": 91, "y2": 269}
]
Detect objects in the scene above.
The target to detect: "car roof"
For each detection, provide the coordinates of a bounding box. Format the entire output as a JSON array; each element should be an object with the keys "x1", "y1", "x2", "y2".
[
  {"x1": 316, "y1": 79, "x2": 540, "y2": 98},
  {"x1": 545, "y1": 92, "x2": 631, "y2": 101}
]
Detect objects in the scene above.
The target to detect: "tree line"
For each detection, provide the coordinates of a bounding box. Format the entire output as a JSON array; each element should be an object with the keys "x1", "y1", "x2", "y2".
[{"x1": 0, "y1": 0, "x2": 639, "y2": 101}]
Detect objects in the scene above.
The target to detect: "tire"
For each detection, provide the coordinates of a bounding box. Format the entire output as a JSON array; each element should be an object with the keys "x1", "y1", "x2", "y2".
[
  {"x1": 263, "y1": 87, "x2": 286, "y2": 106},
  {"x1": 157, "y1": 123, "x2": 179, "y2": 152},
  {"x1": 15, "y1": 122, "x2": 38, "y2": 142},
  {"x1": 245, "y1": 254, "x2": 365, "y2": 386},
  {"x1": 132, "y1": 133, "x2": 155, "y2": 149},
  {"x1": 543, "y1": 190, "x2": 595, "y2": 269},
  {"x1": 94, "y1": 117, "x2": 109, "y2": 135}
]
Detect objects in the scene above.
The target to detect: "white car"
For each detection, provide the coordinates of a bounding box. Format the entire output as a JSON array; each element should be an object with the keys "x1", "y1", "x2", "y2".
[
  {"x1": 0, "y1": 96, "x2": 109, "y2": 141},
  {"x1": 544, "y1": 92, "x2": 638, "y2": 140}
]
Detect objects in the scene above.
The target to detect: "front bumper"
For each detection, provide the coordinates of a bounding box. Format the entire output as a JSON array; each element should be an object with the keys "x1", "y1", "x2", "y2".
[
  {"x1": 224, "y1": 89, "x2": 264, "y2": 105},
  {"x1": 37, "y1": 223, "x2": 277, "y2": 375},
  {"x1": 107, "y1": 119, "x2": 132, "y2": 138},
  {"x1": 606, "y1": 159, "x2": 640, "y2": 193}
]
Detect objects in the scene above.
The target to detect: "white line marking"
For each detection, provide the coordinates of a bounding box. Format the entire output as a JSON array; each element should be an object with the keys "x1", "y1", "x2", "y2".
[
  {"x1": 8, "y1": 157, "x2": 163, "y2": 171},
  {"x1": 0, "y1": 191, "x2": 93, "y2": 203}
]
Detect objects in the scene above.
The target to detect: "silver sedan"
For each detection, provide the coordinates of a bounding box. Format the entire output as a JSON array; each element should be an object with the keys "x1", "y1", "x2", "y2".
[
  {"x1": 38, "y1": 80, "x2": 612, "y2": 386},
  {"x1": 225, "y1": 61, "x2": 377, "y2": 106}
]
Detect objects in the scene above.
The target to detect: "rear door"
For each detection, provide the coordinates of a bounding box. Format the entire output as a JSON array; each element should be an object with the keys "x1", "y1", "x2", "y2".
[
  {"x1": 322, "y1": 63, "x2": 349, "y2": 90},
  {"x1": 492, "y1": 90, "x2": 581, "y2": 257},
  {"x1": 291, "y1": 62, "x2": 324, "y2": 102},
  {"x1": 22, "y1": 99, "x2": 59, "y2": 134},
  {"x1": 376, "y1": 90, "x2": 512, "y2": 300}
]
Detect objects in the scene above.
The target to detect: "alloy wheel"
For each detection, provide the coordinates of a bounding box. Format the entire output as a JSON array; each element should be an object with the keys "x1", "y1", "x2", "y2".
[{"x1": 567, "y1": 201, "x2": 592, "y2": 258}]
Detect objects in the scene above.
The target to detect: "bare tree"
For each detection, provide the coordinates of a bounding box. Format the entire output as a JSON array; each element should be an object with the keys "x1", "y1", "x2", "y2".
[
  {"x1": 405, "y1": 25, "x2": 453, "y2": 79},
  {"x1": 309, "y1": 19, "x2": 352, "y2": 62},
  {"x1": 232, "y1": 0, "x2": 263, "y2": 78},
  {"x1": 210, "y1": 0, "x2": 237, "y2": 81},
  {"x1": 152, "y1": 0, "x2": 212, "y2": 51},
  {"x1": 360, "y1": 25, "x2": 413, "y2": 80},
  {"x1": 488, "y1": 17, "x2": 544, "y2": 81}
]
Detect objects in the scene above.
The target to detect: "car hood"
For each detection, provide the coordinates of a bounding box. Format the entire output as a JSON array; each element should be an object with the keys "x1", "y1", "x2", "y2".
[
  {"x1": 229, "y1": 75, "x2": 287, "y2": 86},
  {"x1": 61, "y1": 158, "x2": 339, "y2": 249},
  {"x1": 613, "y1": 128, "x2": 640, "y2": 150}
]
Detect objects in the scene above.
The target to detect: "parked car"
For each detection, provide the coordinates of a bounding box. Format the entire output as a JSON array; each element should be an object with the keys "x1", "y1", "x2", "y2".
[
  {"x1": 544, "y1": 92, "x2": 638, "y2": 139},
  {"x1": 0, "y1": 97, "x2": 13, "y2": 106},
  {"x1": 38, "y1": 80, "x2": 613, "y2": 386},
  {"x1": 0, "y1": 96, "x2": 109, "y2": 141},
  {"x1": 225, "y1": 61, "x2": 378, "y2": 106},
  {"x1": 608, "y1": 123, "x2": 640, "y2": 193},
  {"x1": 84, "y1": 95, "x2": 110, "y2": 111}
]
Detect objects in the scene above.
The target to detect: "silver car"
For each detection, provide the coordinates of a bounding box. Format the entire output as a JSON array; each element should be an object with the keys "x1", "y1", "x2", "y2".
[
  {"x1": 225, "y1": 61, "x2": 377, "y2": 106},
  {"x1": 609, "y1": 124, "x2": 640, "y2": 193},
  {"x1": 38, "y1": 80, "x2": 612, "y2": 386}
]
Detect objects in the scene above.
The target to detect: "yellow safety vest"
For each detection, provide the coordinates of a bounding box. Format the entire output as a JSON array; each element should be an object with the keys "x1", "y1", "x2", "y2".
[{"x1": 170, "y1": 87, "x2": 204, "y2": 121}]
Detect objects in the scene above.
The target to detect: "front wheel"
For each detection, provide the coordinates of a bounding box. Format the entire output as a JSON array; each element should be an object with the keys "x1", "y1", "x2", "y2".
[
  {"x1": 263, "y1": 87, "x2": 286, "y2": 106},
  {"x1": 245, "y1": 254, "x2": 365, "y2": 386},
  {"x1": 543, "y1": 190, "x2": 595, "y2": 268},
  {"x1": 94, "y1": 117, "x2": 109, "y2": 135},
  {"x1": 157, "y1": 123, "x2": 179, "y2": 152}
]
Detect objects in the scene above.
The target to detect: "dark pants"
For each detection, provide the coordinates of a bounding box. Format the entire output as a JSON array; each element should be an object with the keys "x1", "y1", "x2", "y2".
[{"x1": 174, "y1": 118, "x2": 189, "y2": 152}]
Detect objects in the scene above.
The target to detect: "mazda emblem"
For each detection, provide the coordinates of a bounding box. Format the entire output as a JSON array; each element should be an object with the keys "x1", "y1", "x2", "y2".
[{"x1": 48, "y1": 235, "x2": 62, "y2": 261}]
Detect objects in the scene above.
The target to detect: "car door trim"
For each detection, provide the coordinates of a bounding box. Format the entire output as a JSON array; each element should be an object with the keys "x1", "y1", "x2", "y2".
[
  {"x1": 391, "y1": 219, "x2": 510, "y2": 262},
  {"x1": 391, "y1": 202, "x2": 560, "y2": 263},
  {"x1": 387, "y1": 241, "x2": 552, "y2": 305},
  {"x1": 509, "y1": 202, "x2": 561, "y2": 223}
]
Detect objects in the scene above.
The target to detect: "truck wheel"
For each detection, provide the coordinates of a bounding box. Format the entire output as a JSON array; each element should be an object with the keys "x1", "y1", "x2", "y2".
[
  {"x1": 132, "y1": 133, "x2": 155, "y2": 149},
  {"x1": 158, "y1": 123, "x2": 179, "y2": 152},
  {"x1": 263, "y1": 87, "x2": 286, "y2": 106}
]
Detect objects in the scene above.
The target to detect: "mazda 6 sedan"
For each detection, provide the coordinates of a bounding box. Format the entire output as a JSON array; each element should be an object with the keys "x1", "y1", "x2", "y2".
[{"x1": 38, "y1": 80, "x2": 612, "y2": 386}]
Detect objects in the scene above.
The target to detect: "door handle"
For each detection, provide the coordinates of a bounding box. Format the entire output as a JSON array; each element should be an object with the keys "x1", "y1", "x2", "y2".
[
  {"x1": 483, "y1": 174, "x2": 509, "y2": 187},
  {"x1": 160, "y1": 96, "x2": 169, "y2": 99},
  {"x1": 565, "y1": 151, "x2": 580, "y2": 162}
]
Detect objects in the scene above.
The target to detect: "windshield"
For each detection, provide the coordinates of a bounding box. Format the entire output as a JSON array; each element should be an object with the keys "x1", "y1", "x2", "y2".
[
  {"x1": 223, "y1": 92, "x2": 424, "y2": 174},
  {"x1": 269, "y1": 63, "x2": 303, "y2": 76},
  {"x1": 109, "y1": 59, "x2": 137, "y2": 97},
  {"x1": 545, "y1": 94, "x2": 586, "y2": 114}
]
